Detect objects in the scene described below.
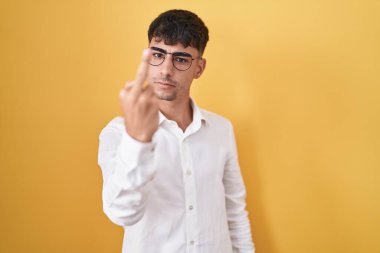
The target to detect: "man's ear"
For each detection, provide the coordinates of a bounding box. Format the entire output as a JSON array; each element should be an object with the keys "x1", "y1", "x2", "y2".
[{"x1": 194, "y1": 58, "x2": 206, "y2": 79}]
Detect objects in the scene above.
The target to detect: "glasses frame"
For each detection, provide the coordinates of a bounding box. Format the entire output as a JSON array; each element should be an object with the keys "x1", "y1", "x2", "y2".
[{"x1": 149, "y1": 46, "x2": 200, "y2": 71}]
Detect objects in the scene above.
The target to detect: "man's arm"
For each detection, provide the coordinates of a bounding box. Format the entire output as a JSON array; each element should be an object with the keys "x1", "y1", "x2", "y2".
[
  {"x1": 98, "y1": 49, "x2": 159, "y2": 226},
  {"x1": 98, "y1": 121, "x2": 156, "y2": 226},
  {"x1": 223, "y1": 122, "x2": 255, "y2": 253},
  {"x1": 98, "y1": 119, "x2": 155, "y2": 226}
]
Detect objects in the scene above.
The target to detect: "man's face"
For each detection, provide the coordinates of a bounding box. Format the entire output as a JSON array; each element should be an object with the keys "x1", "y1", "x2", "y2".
[{"x1": 147, "y1": 38, "x2": 206, "y2": 102}]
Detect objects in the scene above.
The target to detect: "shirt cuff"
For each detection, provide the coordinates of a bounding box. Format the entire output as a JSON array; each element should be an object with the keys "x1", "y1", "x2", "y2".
[{"x1": 117, "y1": 130, "x2": 155, "y2": 166}]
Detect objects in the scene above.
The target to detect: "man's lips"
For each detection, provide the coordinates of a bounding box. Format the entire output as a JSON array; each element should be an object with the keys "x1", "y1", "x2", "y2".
[{"x1": 155, "y1": 81, "x2": 176, "y2": 87}]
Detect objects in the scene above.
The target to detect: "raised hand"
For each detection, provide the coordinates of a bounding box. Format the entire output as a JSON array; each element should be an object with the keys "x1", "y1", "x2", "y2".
[{"x1": 119, "y1": 49, "x2": 159, "y2": 142}]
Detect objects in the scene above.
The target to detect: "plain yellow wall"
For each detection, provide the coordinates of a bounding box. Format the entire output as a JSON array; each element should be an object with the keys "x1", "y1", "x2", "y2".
[{"x1": 1, "y1": 0, "x2": 379, "y2": 252}]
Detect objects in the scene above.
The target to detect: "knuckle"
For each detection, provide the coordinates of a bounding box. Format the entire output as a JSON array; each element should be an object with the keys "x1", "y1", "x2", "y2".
[
  {"x1": 124, "y1": 81, "x2": 134, "y2": 90},
  {"x1": 138, "y1": 94, "x2": 149, "y2": 104}
]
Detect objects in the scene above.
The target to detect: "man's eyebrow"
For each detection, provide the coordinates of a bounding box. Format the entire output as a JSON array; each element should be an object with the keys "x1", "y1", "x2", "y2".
[
  {"x1": 150, "y1": 46, "x2": 193, "y2": 58},
  {"x1": 151, "y1": 47, "x2": 167, "y2": 54},
  {"x1": 172, "y1": 52, "x2": 192, "y2": 58}
]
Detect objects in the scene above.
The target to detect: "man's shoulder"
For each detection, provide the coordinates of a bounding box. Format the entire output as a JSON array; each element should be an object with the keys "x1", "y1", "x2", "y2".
[
  {"x1": 199, "y1": 108, "x2": 233, "y2": 129},
  {"x1": 99, "y1": 116, "x2": 125, "y2": 136}
]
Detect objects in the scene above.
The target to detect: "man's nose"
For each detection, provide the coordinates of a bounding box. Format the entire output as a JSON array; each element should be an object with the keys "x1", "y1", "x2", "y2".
[{"x1": 160, "y1": 55, "x2": 175, "y2": 77}]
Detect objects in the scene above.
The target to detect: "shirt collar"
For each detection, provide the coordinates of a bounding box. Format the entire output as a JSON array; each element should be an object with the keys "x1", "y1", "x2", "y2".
[{"x1": 158, "y1": 98, "x2": 207, "y2": 126}]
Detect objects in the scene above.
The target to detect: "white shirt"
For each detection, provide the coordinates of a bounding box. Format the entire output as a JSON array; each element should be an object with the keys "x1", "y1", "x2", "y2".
[{"x1": 98, "y1": 100, "x2": 255, "y2": 253}]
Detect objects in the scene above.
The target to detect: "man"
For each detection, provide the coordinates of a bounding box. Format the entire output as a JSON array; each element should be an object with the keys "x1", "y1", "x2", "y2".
[{"x1": 98, "y1": 9, "x2": 255, "y2": 253}]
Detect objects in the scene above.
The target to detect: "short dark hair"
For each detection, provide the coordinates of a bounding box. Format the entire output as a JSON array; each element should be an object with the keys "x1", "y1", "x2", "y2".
[{"x1": 148, "y1": 9, "x2": 209, "y2": 55}]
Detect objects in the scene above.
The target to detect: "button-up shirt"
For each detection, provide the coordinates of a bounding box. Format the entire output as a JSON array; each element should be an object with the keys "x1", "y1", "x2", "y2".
[{"x1": 98, "y1": 100, "x2": 255, "y2": 253}]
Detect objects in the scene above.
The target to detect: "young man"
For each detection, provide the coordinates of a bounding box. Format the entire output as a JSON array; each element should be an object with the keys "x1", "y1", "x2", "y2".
[{"x1": 98, "y1": 9, "x2": 255, "y2": 253}]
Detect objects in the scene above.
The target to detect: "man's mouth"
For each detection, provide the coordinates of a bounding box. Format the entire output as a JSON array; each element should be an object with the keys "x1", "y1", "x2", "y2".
[{"x1": 155, "y1": 80, "x2": 176, "y2": 87}]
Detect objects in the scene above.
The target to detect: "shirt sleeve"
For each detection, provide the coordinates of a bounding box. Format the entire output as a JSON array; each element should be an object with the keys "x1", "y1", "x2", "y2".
[
  {"x1": 223, "y1": 121, "x2": 255, "y2": 253},
  {"x1": 97, "y1": 118, "x2": 156, "y2": 226}
]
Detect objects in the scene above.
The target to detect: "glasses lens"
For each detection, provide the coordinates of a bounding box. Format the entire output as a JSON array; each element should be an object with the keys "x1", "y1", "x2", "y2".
[
  {"x1": 173, "y1": 56, "x2": 192, "y2": 71},
  {"x1": 150, "y1": 51, "x2": 165, "y2": 66}
]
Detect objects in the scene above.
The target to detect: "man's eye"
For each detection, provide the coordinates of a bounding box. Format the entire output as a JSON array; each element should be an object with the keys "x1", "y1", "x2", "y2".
[
  {"x1": 153, "y1": 52, "x2": 165, "y2": 59},
  {"x1": 174, "y1": 57, "x2": 189, "y2": 63}
]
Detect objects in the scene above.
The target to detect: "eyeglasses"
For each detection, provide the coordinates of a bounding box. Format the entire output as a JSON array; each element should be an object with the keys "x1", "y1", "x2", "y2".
[{"x1": 149, "y1": 46, "x2": 199, "y2": 71}]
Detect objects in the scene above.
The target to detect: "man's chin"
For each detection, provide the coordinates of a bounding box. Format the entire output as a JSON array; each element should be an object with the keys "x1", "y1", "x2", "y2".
[{"x1": 155, "y1": 91, "x2": 177, "y2": 101}]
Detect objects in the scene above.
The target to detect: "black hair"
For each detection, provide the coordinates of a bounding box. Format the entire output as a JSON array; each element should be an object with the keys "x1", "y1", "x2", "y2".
[{"x1": 148, "y1": 9, "x2": 209, "y2": 55}]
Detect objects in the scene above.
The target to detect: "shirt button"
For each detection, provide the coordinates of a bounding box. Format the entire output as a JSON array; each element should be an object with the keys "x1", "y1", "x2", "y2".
[
  {"x1": 190, "y1": 240, "x2": 195, "y2": 245},
  {"x1": 188, "y1": 205, "x2": 193, "y2": 210},
  {"x1": 186, "y1": 170, "x2": 192, "y2": 176}
]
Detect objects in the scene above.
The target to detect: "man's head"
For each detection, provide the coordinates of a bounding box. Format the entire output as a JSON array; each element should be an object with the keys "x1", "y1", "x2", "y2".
[
  {"x1": 148, "y1": 9, "x2": 209, "y2": 56},
  {"x1": 147, "y1": 10, "x2": 209, "y2": 102}
]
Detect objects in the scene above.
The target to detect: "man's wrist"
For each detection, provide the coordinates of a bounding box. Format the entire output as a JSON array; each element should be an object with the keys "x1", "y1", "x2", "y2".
[{"x1": 118, "y1": 130, "x2": 155, "y2": 165}]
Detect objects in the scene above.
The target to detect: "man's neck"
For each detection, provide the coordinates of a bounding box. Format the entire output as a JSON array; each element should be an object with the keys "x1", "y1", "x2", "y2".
[{"x1": 159, "y1": 97, "x2": 193, "y2": 132}]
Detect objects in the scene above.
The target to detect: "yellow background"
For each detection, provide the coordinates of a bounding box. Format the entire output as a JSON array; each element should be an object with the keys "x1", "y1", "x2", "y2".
[{"x1": 1, "y1": 0, "x2": 379, "y2": 252}]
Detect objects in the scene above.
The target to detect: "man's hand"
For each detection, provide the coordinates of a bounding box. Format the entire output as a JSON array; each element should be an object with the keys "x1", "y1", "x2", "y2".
[{"x1": 119, "y1": 49, "x2": 159, "y2": 143}]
